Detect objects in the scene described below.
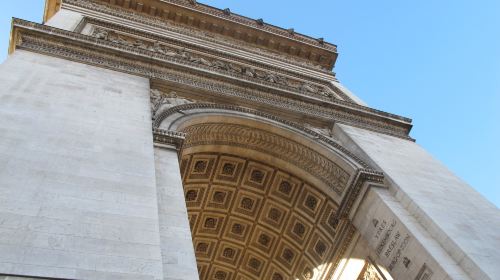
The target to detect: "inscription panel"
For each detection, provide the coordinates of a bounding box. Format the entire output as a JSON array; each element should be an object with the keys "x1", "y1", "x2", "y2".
[{"x1": 353, "y1": 188, "x2": 463, "y2": 280}]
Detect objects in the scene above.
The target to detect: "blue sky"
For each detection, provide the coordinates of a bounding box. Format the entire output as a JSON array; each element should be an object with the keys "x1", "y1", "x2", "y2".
[{"x1": 1, "y1": 1, "x2": 498, "y2": 207}]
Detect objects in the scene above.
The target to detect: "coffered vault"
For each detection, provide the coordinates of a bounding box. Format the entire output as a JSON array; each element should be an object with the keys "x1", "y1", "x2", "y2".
[{"x1": 151, "y1": 100, "x2": 383, "y2": 279}]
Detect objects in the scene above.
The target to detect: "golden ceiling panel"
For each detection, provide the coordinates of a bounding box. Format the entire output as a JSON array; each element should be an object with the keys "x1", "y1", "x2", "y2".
[
  {"x1": 182, "y1": 152, "x2": 341, "y2": 280},
  {"x1": 181, "y1": 123, "x2": 351, "y2": 196}
]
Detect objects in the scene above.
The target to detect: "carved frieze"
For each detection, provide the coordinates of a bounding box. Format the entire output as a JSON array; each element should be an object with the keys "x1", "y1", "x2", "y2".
[
  {"x1": 64, "y1": 0, "x2": 334, "y2": 72},
  {"x1": 91, "y1": 27, "x2": 335, "y2": 100},
  {"x1": 79, "y1": 18, "x2": 346, "y2": 98},
  {"x1": 11, "y1": 19, "x2": 413, "y2": 139}
]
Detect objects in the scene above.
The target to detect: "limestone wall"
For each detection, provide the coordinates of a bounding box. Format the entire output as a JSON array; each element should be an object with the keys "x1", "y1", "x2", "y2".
[
  {"x1": 154, "y1": 147, "x2": 198, "y2": 280},
  {"x1": 0, "y1": 50, "x2": 163, "y2": 279},
  {"x1": 334, "y1": 124, "x2": 500, "y2": 280}
]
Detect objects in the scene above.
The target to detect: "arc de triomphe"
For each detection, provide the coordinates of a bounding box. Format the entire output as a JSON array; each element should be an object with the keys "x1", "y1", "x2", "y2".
[{"x1": 0, "y1": 1, "x2": 498, "y2": 279}]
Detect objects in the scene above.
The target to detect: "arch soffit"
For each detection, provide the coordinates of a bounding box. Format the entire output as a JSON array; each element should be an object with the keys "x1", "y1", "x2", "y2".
[{"x1": 154, "y1": 103, "x2": 384, "y2": 204}]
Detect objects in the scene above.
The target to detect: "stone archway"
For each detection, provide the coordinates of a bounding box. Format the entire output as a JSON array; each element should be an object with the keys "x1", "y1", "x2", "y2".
[{"x1": 153, "y1": 100, "x2": 384, "y2": 280}]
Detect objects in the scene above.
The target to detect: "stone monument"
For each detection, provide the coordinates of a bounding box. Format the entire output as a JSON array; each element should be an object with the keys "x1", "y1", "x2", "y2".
[{"x1": 0, "y1": 0, "x2": 498, "y2": 279}]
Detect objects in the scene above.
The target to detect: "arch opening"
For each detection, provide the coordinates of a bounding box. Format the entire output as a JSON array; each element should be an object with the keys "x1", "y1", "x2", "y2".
[{"x1": 153, "y1": 103, "x2": 383, "y2": 280}]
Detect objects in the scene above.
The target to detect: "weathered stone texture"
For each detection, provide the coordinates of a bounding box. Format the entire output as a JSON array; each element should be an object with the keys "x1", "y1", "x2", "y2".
[
  {"x1": 0, "y1": 50, "x2": 162, "y2": 279},
  {"x1": 154, "y1": 147, "x2": 198, "y2": 280},
  {"x1": 335, "y1": 124, "x2": 500, "y2": 280},
  {"x1": 2, "y1": 1, "x2": 499, "y2": 279},
  {"x1": 45, "y1": 9, "x2": 83, "y2": 31}
]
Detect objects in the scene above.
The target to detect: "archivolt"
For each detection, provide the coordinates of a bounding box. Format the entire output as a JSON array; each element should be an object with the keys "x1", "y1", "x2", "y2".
[
  {"x1": 154, "y1": 102, "x2": 371, "y2": 169},
  {"x1": 153, "y1": 102, "x2": 383, "y2": 201},
  {"x1": 182, "y1": 122, "x2": 350, "y2": 195},
  {"x1": 153, "y1": 102, "x2": 385, "y2": 279}
]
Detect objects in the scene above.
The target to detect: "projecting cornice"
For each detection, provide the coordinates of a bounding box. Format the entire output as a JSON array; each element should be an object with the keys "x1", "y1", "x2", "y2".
[
  {"x1": 9, "y1": 18, "x2": 413, "y2": 139},
  {"x1": 44, "y1": 0, "x2": 338, "y2": 70}
]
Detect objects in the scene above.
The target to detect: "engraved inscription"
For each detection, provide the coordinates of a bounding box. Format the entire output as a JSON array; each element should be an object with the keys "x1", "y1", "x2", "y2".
[{"x1": 372, "y1": 218, "x2": 412, "y2": 271}]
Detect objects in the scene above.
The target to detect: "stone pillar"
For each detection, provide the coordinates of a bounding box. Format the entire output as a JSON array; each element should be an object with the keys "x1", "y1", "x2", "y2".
[
  {"x1": 0, "y1": 50, "x2": 163, "y2": 279},
  {"x1": 154, "y1": 144, "x2": 198, "y2": 280},
  {"x1": 334, "y1": 124, "x2": 500, "y2": 280}
]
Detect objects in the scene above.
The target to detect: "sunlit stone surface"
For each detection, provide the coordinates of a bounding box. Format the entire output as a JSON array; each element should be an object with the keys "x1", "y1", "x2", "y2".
[{"x1": 0, "y1": 1, "x2": 498, "y2": 279}]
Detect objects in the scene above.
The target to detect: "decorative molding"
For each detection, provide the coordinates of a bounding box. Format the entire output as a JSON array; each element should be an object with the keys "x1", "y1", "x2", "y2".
[
  {"x1": 11, "y1": 19, "x2": 412, "y2": 139},
  {"x1": 80, "y1": 16, "x2": 338, "y2": 82},
  {"x1": 151, "y1": 102, "x2": 389, "y2": 171},
  {"x1": 335, "y1": 170, "x2": 384, "y2": 223},
  {"x1": 179, "y1": 123, "x2": 351, "y2": 195},
  {"x1": 63, "y1": 0, "x2": 336, "y2": 72},
  {"x1": 150, "y1": 0, "x2": 338, "y2": 51},
  {"x1": 91, "y1": 26, "x2": 335, "y2": 100},
  {"x1": 78, "y1": 18, "x2": 341, "y2": 97},
  {"x1": 153, "y1": 128, "x2": 185, "y2": 149}
]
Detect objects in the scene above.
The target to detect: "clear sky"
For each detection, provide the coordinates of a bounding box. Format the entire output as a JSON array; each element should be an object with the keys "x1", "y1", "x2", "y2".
[{"x1": 1, "y1": 0, "x2": 498, "y2": 207}]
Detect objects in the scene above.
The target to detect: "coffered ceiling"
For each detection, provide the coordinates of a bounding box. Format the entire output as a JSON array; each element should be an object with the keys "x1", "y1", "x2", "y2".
[{"x1": 180, "y1": 152, "x2": 341, "y2": 280}]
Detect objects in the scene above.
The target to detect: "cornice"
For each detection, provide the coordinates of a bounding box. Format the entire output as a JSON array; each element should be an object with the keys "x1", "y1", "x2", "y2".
[
  {"x1": 159, "y1": 0, "x2": 338, "y2": 51},
  {"x1": 61, "y1": 0, "x2": 338, "y2": 70},
  {"x1": 79, "y1": 18, "x2": 337, "y2": 88},
  {"x1": 65, "y1": 0, "x2": 335, "y2": 75},
  {"x1": 85, "y1": 22, "x2": 340, "y2": 101},
  {"x1": 153, "y1": 128, "x2": 185, "y2": 149},
  {"x1": 10, "y1": 18, "x2": 413, "y2": 139}
]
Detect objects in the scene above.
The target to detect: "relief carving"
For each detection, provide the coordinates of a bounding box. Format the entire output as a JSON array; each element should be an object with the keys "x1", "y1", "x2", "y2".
[
  {"x1": 66, "y1": 0, "x2": 334, "y2": 72},
  {"x1": 91, "y1": 27, "x2": 333, "y2": 100},
  {"x1": 82, "y1": 17, "x2": 354, "y2": 102},
  {"x1": 358, "y1": 262, "x2": 383, "y2": 280},
  {"x1": 13, "y1": 19, "x2": 412, "y2": 139},
  {"x1": 150, "y1": 89, "x2": 193, "y2": 119}
]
